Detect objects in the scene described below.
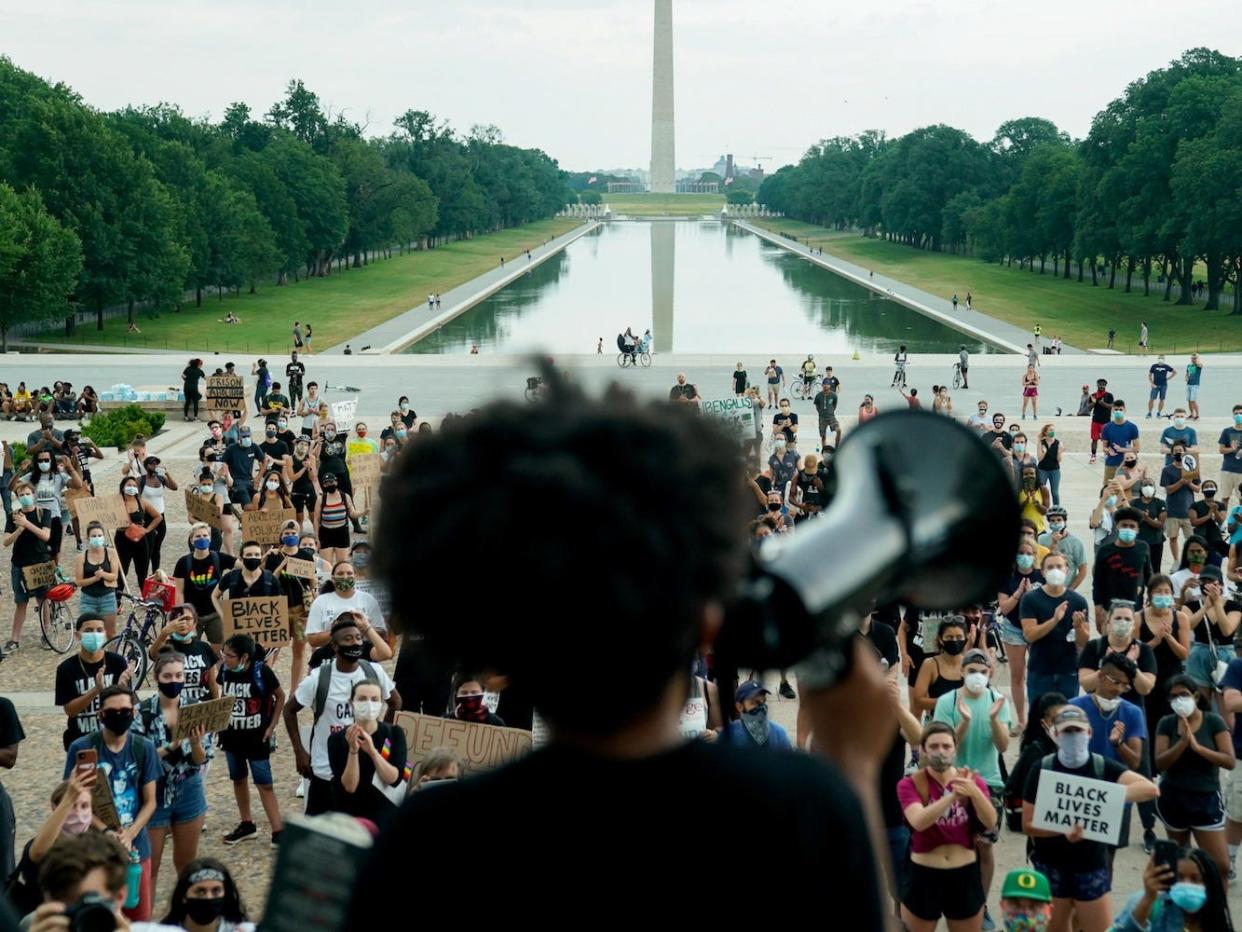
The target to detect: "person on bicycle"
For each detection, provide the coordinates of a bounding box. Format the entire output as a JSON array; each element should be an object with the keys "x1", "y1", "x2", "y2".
[
  {"x1": 54, "y1": 612, "x2": 129, "y2": 751},
  {"x1": 800, "y1": 355, "x2": 817, "y2": 394},
  {"x1": 958, "y1": 346, "x2": 970, "y2": 390},
  {"x1": 74, "y1": 520, "x2": 120, "y2": 639},
  {"x1": 892, "y1": 345, "x2": 909, "y2": 387},
  {"x1": 639, "y1": 330, "x2": 652, "y2": 355}
]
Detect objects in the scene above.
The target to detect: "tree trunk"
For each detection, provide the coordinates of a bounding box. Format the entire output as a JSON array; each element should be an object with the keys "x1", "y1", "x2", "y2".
[
  {"x1": 127, "y1": 299, "x2": 135, "y2": 325},
  {"x1": 1, "y1": 323, "x2": 6, "y2": 354},
  {"x1": 1232, "y1": 258, "x2": 1242, "y2": 315},
  {"x1": 1124, "y1": 257, "x2": 1134, "y2": 293},
  {"x1": 1163, "y1": 258, "x2": 1174, "y2": 302},
  {"x1": 1177, "y1": 256, "x2": 1194, "y2": 306},
  {"x1": 353, "y1": 252, "x2": 362, "y2": 269},
  {"x1": 1205, "y1": 252, "x2": 1222, "y2": 310},
  {"x1": 1039, "y1": 254, "x2": 1046, "y2": 274},
  {"x1": 96, "y1": 299, "x2": 104, "y2": 330},
  {"x1": 196, "y1": 286, "x2": 202, "y2": 308},
  {"x1": 1052, "y1": 255, "x2": 1059, "y2": 276},
  {"x1": 1142, "y1": 257, "x2": 1151, "y2": 296},
  {"x1": 1090, "y1": 259, "x2": 1098, "y2": 286},
  {"x1": 1077, "y1": 257, "x2": 1084, "y2": 282}
]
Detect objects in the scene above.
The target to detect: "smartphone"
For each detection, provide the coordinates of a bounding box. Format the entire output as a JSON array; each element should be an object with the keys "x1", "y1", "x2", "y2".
[
  {"x1": 1153, "y1": 838, "x2": 1180, "y2": 876},
  {"x1": 75, "y1": 748, "x2": 97, "y2": 774}
]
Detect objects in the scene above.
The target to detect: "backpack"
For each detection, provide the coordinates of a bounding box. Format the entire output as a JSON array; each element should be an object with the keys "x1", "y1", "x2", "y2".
[{"x1": 310, "y1": 660, "x2": 379, "y2": 733}]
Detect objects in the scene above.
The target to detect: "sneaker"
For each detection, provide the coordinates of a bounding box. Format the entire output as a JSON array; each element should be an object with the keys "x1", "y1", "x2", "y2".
[
  {"x1": 1230, "y1": 863, "x2": 1237, "y2": 883},
  {"x1": 1089, "y1": 454, "x2": 1097, "y2": 464},
  {"x1": 223, "y1": 821, "x2": 257, "y2": 845},
  {"x1": 271, "y1": 830, "x2": 283, "y2": 849},
  {"x1": 295, "y1": 779, "x2": 306, "y2": 799},
  {"x1": 2, "y1": 640, "x2": 18, "y2": 653},
  {"x1": 778, "y1": 681, "x2": 796, "y2": 700},
  {"x1": 1146, "y1": 413, "x2": 1153, "y2": 419},
  {"x1": 1143, "y1": 828, "x2": 1157, "y2": 854},
  {"x1": 982, "y1": 908, "x2": 996, "y2": 932}
]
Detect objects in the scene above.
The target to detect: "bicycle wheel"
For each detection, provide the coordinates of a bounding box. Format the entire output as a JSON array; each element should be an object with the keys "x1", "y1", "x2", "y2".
[
  {"x1": 952, "y1": 369, "x2": 962, "y2": 390},
  {"x1": 639, "y1": 353, "x2": 651, "y2": 367},
  {"x1": 616, "y1": 353, "x2": 629, "y2": 368},
  {"x1": 106, "y1": 634, "x2": 149, "y2": 685},
  {"x1": 39, "y1": 599, "x2": 76, "y2": 653}
]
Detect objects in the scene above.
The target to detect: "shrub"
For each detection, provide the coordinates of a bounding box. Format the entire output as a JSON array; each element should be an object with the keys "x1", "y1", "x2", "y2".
[{"x1": 82, "y1": 405, "x2": 165, "y2": 450}]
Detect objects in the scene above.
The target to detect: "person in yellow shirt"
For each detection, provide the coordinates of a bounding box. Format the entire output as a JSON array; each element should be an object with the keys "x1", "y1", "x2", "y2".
[{"x1": 12, "y1": 383, "x2": 32, "y2": 419}]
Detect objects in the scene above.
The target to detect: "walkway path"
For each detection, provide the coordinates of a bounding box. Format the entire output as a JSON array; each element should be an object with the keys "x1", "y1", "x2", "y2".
[
  {"x1": 325, "y1": 221, "x2": 599, "y2": 354},
  {"x1": 735, "y1": 220, "x2": 1081, "y2": 356}
]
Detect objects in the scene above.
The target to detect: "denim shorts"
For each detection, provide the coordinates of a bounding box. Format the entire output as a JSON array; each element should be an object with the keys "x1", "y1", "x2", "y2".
[
  {"x1": 1031, "y1": 858, "x2": 1111, "y2": 902},
  {"x1": 225, "y1": 751, "x2": 273, "y2": 786},
  {"x1": 1187, "y1": 385, "x2": 1200, "y2": 402},
  {"x1": 1000, "y1": 617, "x2": 1028, "y2": 647},
  {"x1": 1149, "y1": 385, "x2": 1168, "y2": 401},
  {"x1": 149, "y1": 772, "x2": 207, "y2": 828},
  {"x1": 78, "y1": 590, "x2": 117, "y2": 618}
]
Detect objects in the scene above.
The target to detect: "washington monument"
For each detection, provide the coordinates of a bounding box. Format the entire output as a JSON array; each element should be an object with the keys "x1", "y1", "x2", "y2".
[{"x1": 650, "y1": 0, "x2": 675, "y2": 193}]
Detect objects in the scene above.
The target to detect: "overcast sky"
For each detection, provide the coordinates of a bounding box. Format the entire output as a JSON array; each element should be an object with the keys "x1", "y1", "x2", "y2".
[{"x1": 4, "y1": 0, "x2": 1241, "y2": 174}]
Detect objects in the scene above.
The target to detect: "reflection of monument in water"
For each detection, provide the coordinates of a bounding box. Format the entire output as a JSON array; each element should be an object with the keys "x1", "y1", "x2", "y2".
[{"x1": 650, "y1": 222, "x2": 674, "y2": 353}]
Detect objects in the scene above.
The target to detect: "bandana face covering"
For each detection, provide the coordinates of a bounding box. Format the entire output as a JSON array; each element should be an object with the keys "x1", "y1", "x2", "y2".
[
  {"x1": 456, "y1": 694, "x2": 487, "y2": 723},
  {"x1": 741, "y1": 704, "x2": 770, "y2": 746}
]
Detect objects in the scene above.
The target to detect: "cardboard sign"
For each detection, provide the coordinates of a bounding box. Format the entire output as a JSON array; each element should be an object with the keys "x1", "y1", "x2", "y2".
[
  {"x1": 72, "y1": 493, "x2": 131, "y2": 531},
  {"x1": 699, "y1": 395, "x2": 755, "y2": 441},
  {"x1": 283, "y1": 557, "x2": 316, "y2": 582},
  {"x1": 329, "y1": 398, "x2": 357, "y2": 431},
  {"x1": 347, "y1": 452, "x2": 383, "y2": 488},
  {"x1": 242, "y1": 508, "x2": 297, "y2": 545},
  {"x1": 185, "y1": 489, "x2": 222, "y2": 530},
  {"x1": 63, "y1": 485, "x2": 91, "y2": 512},
  {"x1": 1031, "y1": 768, "x2": 1125, "y2": 845},
  {"x1": 206, "y1": 375, "x2": 245, "y2": 415},
  {"x1": 22, "y1": 562, "x2": 56, "y2": 590},
  {"x1": 89, "y1": 771, "x2": 122, "y2": 831},
  {"x1": 396, "y1": 711, "x2": 532, "y2": 775},
  {"x1": 171, "y1": 696, "x2": 236, "y2": 742},
  {"x1": 222, "y1": 595, "x2": 290, "y2": 648}
]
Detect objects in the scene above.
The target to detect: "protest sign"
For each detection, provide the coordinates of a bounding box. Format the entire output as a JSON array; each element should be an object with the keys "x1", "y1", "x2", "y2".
[
  {"x1": 329, "y1": 398, "x2": 357, "y2": 431},
  {"x1": 185, "y1": 489, "x2": 222, "y2": 529},
  {"x1": 699, "y1": 395, "x2": 755, "y2": 442},
  {"x1": 1031, "y1": 768, "x2": 1125, "y2": 845},
  {"x1": 347, "y1": 453, "x2": 383, "y2": 513},
  {"x1": 242, "y1": 508, "x2": 297, "y2": 545},
  {"x1": 283, "y1": 557, "x2": 316, "y2": 582},
  {"x1": 205, "y1": 375, "x2": 245, "y2": 416},
  {"x1": 222, "y1": 596, "x2": 290, "y2": 649},
  {"x1": 171, "y1": 697, "x2": 236, "y2": 742},
  {"x1": 89, "y1": 773, "x2": 122, "y2": 830},
  {"x1": 22, "y1": 562, "x2": 56, "y2": 590},
  {"x1": 72, "y1": 493, "x2": 130, "y2": 530},
  {"x1": 63, "y1": 485, "x2": 91, "y2": 513},
  {"x1": 396, "y1": 712, "x2": 532, "y2": 774}
]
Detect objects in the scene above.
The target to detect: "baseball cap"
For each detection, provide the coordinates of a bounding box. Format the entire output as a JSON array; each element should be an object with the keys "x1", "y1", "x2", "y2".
[
  {"x1": 1199, "y1": 565, "x2": 1224, "y2": 583},
  {"x1": 962, "y1": 648, "x2": 991, "y2": 668},
  {"x1": 1053, "y1": 706, "x2": 1089, "y2": 731},
  {"x1": 735, "y1": 681, "x2": 770, "y2": 703},
  {"x1": 1001, "y1": 868, "x2": 1051, "y2": 903},
  {"x1": 238, "y1": 426, "x2": 251, "y2": 437}
]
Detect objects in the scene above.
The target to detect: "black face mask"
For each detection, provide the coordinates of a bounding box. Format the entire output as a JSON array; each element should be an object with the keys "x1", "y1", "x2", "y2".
[
  {"x1": 185, "y1": 897, "x2": 225, "y2": 925},
  {"x1": 767, "y1": 503, "x2": 781, "y2": 512},
  {"x1": 338, "y1": 644, "x2": 364, "y2": 662},
  {"x1": 100, "y1": 708, "x2": 135, "y2": 735},
  {"x1": 158, "y1": 682, "x2": 184, "y2": 699},
  {"x1": 242, "y1": 556, "x2": 262, "y2": 571},
  {"x1": 940, "y1": 639, "x2": 967, "y2": 656}
]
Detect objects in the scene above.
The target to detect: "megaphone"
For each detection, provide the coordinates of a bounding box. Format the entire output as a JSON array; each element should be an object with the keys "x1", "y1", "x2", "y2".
[{"x1": 717, "y1": 410, "x2": 1020, "y2": 684}]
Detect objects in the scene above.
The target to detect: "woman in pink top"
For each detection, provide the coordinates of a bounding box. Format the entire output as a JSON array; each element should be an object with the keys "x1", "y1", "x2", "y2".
[
  {"x1": 858, "y1": 394, "x2": 879, "y2": 424},
  {"x1": 897, "y1": 721, "x2": 997, "y2": 932}
]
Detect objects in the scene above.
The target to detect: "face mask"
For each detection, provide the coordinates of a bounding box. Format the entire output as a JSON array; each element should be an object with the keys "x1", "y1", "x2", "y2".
[
  {"x1": 62, "y1": 808, "x2": 92, "y2": 837},
  {"x1": 1113, "y1": 410, "x2": 1126, "y2": 421},
  {"x1": 740, "y1": 703, "x2": 770, "y2": 745},
  {"x1": 352, "y1": 553, "x2": 370, "y2": 571},
  {"x1": 282, "y1": 535, "x2": 300, "y2": 548},
  {"x1": 1235, "y1": 414, "x2": 1242, "y2": 427},
  {"x1": 240, "y1": 438, "x2": 252, "y2": 448},
  {"x1": 1048, "y1": 522, "x2": 1065, "y2": 533},
  {"x1": 774, "y1": 440, "x2": 785, "y2": 450},
  {"x1": 17, "y1": 494, "x2": 34, "y2": 509},
  {"x1": 199, "y1": 484, "x2": 213, "y2": 495},
  {"x1": 323, "y1": 483, "x2": 338, "y2": 492},
  {"x1": 1174, "y1": 417, "x2": 1186, "y2": 428},
  {"x1": 1056, "y1": 730, "x2": 1090, "y2": 768},
  {"x1": 357, "y1": 429, "x2": 367, "y2": 437},
  {"x1": 242, "y1": 556, "x2": 262, "y2": 571},
  {"x1": 1169, "y1": 882, "x2": 1208, "y2": 914},
  {"x1": 123, "y1": 486, "x2": 138, "y2": 496},
  {"x1": 767, "y1": 502, "x2": 781, "y2": 512},
  {"x1": 170, "y1": 630, "x2": 193, "y2": 643},
  {"x1": 1189, "y1": 554, "x2": 1206, "y2": 566},
  {"x1": 1047, "y1": 431, "x2": 1055, "y2": 439},
  {"x1": 211, "y1": 428, "x2": 222, "y2": 438},
  {"x1": 266, "y1": 431, "x2": 277, "y2": 439},
  {"x1": 926, "y1": 751, "x2": 954, "y2": 772},
  {"x1": 80, "y1": 632, "x2": 106, "y2": 653},
  {"x1": 38, "y1": 460, "x2": 51, "y2": 472},
  {"x1": 1016, "y1": 554, "x2": 1035, "y2": 571},
  {"x1": 338, "y1": 644, "x2": 364, "y2": 662},
  {"x1": 940, "y1": 639, "x2": 966, "y2": 656},
  {"x1": 158, "y1": 681, "x2": 184, "y2": 699},
  {"x1": 1204, "y1": 489, "x2": 1217, "y2": 499},
  {"x1": 334, "y1": 577, "x2": 356, "y2": 592},
  {"x1": 1044, "y1": 568, "x2": 1067, "y2": 587},
  {"x1": 1109, "y1": 619, "x2": 1134, "y2": 640},
  {"x1": 324, "y1": 430, "x2": 337, "y2": 441},
  {"x1": 1171, "y1": 695, "x2": 1196, "y2": 718},
  {"x1": 395, "y1": 430, "x2": 407, "y2": 439},
  {"x1": 277, "y1": 420, "x2": 288, "y2": 429},
  {"x1": 1000, "y1": 907, "x2": 1048, "y2": 932},
  {"x1": 88, "y1": 535, "x2": 106, "y2": 549},
  {"x1": 1141, "y1": 485, "x2": 1155, "y2": 497},
  {"x1": 1152, "y1": 594, "x2": 1174, "y2": 609},
  {"x1": 1013, "y1": 443, "x2": 1026, "y2": 454},
  {"x1": 1095, "y1": 695, "x2": 1121, "y2": 713},
  {"x1": 185, "y1": 898, "x2": 226, "y2": 926},
  {"x1": 1106, "y1": 496, "x2": 1117, "y2": 508},
  {"x1": 265, "y1": 480, "x2": 280, "y2": 491},
  {"x1": 193, "y1": 538, "x2": 211, "y2": 551},
  {"x1": 353, "y1": 699, "x2": 382, "y2": 722},
  {"x1": 1117, "y1": 528, "x2": 1138, "y2": 544},
  {"x1": 99, "y1": 708, "x2": 134, "y2": 735},
  {"x1": 399, "y1": 402, "x2": 409, "y2": 411},
  {"x1": 964, "y1": 671, "x2": 989, "y2": 694},
  {"x1": 1124, "y1": 459, "x2": 1137, "y2": 468}
]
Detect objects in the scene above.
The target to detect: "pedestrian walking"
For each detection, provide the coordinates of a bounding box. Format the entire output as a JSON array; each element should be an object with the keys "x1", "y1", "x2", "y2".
[{"x1": 1108, "y1": 328, "x2": 1117, "y2": 350}]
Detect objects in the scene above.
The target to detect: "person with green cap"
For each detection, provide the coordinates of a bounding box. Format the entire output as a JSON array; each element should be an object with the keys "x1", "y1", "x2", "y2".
[{"x1": 999, "y1": 867, "x2": 1052, "y2": 931}]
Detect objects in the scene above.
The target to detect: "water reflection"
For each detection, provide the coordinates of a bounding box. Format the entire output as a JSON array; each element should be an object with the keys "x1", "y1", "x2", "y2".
[{"x1": 408, "y1": 222, "x2": 992, "y2": 355}]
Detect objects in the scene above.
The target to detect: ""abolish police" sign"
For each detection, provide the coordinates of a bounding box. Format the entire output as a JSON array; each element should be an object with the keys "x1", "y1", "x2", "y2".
[{"x1": 1031, "y1": 769, "x2": 1125, "y2": 845}]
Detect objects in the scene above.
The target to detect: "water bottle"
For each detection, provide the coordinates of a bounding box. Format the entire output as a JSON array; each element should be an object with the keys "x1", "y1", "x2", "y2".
[{"x1": 124, "y1": 849, "x2": 142, "y2": 909}]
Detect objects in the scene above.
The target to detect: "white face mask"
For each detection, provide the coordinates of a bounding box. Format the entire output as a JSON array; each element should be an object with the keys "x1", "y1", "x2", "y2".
[
  {"x1": 123, "y1": 486, "x2": 138, "y2": 496},
  {"x1": 964, "y1": 671, "x2": 989, "y2": 695},
  {"x1": 1170, "y1": 696, "x2": 1197, "y2": 718},
  {"x1": 265, "y1": 480, "x2": 280, "y2": 491},
  {"x1": 1109, "y1": 618, "x2": 1134, "y2": 640},
  {"x1": 1141, "y1": 485, "x2": 1155, "y2": 498},
  {"x1": 1096, "y1": 695, "x2": 1121, "y2": 713},
  {"x1": 1043, "y1": 567, "x2": 1067, "y2": 587},
  {"x1": 352, "y1": 699, "x2": 382, "y2": 722}
]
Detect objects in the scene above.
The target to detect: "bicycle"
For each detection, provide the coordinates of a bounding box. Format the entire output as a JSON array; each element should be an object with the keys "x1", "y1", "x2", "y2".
[
  {"x1": 977, "y1": 609, "x2": 1007, "y2": 665},
  {"x1": 524, "y1": 376, "x2": 544, "y2": 403},
  {"x1": 951, "y1": 362, "x2": 963, "y2": 390},
  {"x1": 106, "y1": 590, "x2": 168, "y2": 685},
  {"x1": 38, "y1": 567, "x2": 79, "y2": 654},
  {"x1": 792, "y1": 376, "x2": 820, "y2": 400},
  {"x1": 616, "y1": 351, "x2": 651, "y2": 368}
]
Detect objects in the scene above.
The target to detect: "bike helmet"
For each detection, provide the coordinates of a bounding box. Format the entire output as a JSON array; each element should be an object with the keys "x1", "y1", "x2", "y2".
[{"x1": 1046, "y1": 506, "x2": 1068, "y2": 519}]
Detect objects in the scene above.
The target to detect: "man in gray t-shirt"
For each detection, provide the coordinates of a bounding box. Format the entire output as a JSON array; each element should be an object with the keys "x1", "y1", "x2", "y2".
[{"x1": 958, "y1": 346, "x2": 970, "y2": 388}]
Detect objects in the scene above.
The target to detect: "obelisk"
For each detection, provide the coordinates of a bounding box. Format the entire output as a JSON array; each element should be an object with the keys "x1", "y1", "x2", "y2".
[{"x1": 650, "y1": 0, "x2": 675, "y2": 194}]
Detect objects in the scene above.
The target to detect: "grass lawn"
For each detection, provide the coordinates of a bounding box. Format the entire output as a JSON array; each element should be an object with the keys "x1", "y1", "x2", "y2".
[
  {"x1": 33, "y1": 219, "x2": 581, "y2": 354},
  {"x1": 604, "y1": 193, "x2": 724, "y2": 216},
  {"x1": 752, "y1": 219, "x2": 1242, "y2": 354}
]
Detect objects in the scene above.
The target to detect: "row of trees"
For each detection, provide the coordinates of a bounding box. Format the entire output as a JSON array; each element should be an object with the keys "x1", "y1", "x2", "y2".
[
  {"x1": 758, "y1": 48, "x2": 1242, "y2": 314},
  {"x1": 0, "y1": 59, "x2": 573, "y2": 346}
]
